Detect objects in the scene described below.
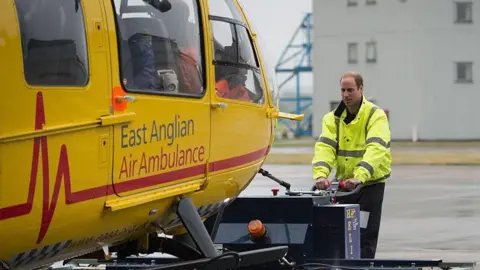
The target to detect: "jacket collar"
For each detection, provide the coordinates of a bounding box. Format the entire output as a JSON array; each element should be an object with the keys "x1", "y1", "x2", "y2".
[{"x1": 334, "y1": 96, "x2": 368, "y2": 119}]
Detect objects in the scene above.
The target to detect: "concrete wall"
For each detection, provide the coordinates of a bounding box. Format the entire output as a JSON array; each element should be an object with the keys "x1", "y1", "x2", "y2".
[{"x1": 312, "y1": 0, "x2": 480, "y2": 140}]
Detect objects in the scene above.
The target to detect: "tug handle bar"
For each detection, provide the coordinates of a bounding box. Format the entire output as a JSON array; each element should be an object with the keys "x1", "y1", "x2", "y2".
[
  {"x1": 284, "y1": 182, "x2": 362, "y2": 199},
  {"x1": 310, "y1": 180, "x2": 364, "y2": 199},
  {"x1": 331, "y1": 184, "x2": 363, "y2": 199},
  {"x1": 258, "y1": 168, "x2": 291, "y2": 190},
  {"x1": 257, "y1": 168, "x2": 363, "y2": 199}
]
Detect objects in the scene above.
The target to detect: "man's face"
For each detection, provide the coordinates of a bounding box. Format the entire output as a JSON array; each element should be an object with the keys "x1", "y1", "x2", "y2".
[{"x1": 340, "y1": 76, "x2": 363, "y2": 107}]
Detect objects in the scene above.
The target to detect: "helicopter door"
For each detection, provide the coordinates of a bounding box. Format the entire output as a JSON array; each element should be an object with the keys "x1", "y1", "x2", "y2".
[
  {"x1": 208, "y1": 1, "x2": 271, "y2": 181},
  {"x1": 107, "y1": 0, "x2": 210, "y2": 197}
]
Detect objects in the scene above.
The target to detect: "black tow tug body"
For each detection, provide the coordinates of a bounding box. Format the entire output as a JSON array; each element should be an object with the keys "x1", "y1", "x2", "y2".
[{"x1": 199, "y1": 169, "x2": 477, "y2": 270}]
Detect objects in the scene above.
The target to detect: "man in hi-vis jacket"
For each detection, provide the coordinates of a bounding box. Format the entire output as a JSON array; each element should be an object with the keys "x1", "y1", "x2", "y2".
[{"x1": 312, "y1": 71, "x2": 392, "y2": 259}]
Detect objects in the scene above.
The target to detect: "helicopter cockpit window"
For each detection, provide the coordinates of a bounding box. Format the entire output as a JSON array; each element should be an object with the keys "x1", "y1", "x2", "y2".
[
  {"x1": 210, "y1": 17, "x2": 264, "y2": 104},
  {"x1": 14, "y1": 0, "x2": 89, "y2": 87},
  {"x1": 111, "y1": 0, "x2": 204, "y2": 97},
  {"x1": 208, "y1": 0, "x2": 244, "y2": 22}
]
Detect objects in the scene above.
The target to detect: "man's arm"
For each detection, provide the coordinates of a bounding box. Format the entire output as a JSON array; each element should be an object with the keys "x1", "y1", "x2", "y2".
[
  {"x1": 312, "y1": 113, "x2": 337, "y2": 180},
  {"x1": 354, "y1": 109, "x2": 391, "y2": 183}
]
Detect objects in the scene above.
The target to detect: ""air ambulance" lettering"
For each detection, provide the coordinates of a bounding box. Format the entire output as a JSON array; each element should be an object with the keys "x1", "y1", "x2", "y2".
[
  {"x1": 119, "y1": 145, "x2": 205, "y2": 179},
  {"x1": 117, "y1": 115, "x2": 204, "y2": 180}
]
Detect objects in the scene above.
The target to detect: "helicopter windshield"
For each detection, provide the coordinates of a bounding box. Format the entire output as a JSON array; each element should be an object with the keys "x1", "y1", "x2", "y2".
[
  {"x1": 208, "y1": 0, "x2": 265, "y2": 104},
  {"x1": 209, "y1": 0, "x2": 279, "y2": 107},
  {"x1": 112, "y1": 0, "x2": 204, "y2": 95},
  {"x1": 265, "y1": 60, "x2": 280, "y2": 108},
  {"x1": 235, "y1": 1, "x2": 280, "y2": 108},
  {"x1": 208, "y1": 0, "x2": 244, "y2": 21},
  {"x1": 256, "y1": 34, "x2": 280, "y2": 108}
]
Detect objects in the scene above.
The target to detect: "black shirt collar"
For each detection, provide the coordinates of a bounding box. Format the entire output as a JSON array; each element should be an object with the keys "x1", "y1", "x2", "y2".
[{"x1": 334, "y1": 96, "x2": 363, "y2": 124}]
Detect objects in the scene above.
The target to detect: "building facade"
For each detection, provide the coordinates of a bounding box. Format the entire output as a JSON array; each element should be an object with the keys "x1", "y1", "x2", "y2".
[{"x1": 312, "y1": 0, "x2": 480, "y2": 140}]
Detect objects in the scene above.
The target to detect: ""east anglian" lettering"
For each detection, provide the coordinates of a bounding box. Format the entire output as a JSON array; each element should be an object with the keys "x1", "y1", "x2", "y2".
[
  {"x1": 120, "y1": 114, "x2": 194, "y2": 148},
  {"x1": 149, "y1": 114, "x2": 194, "y2": 146}
]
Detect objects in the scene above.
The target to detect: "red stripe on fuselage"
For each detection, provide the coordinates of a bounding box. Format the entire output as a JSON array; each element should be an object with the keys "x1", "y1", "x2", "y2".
[
  {"x1": 209, "y1": 147, "x2": 269, "y2": 172},
  {"x1": 112, "y1": 164, "x2": 206, "y2": 194},
  {"x1": 0, "y1": 92, "x2": 269, "y2": 244}
]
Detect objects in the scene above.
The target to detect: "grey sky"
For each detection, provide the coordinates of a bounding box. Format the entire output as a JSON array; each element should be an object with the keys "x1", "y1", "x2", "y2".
[
  {"x1": 240, "y1": 0, "x2": 313, "y2": 94},
  {"x1": 240, "y1": 0, "x2": 312, "y2": 66}
]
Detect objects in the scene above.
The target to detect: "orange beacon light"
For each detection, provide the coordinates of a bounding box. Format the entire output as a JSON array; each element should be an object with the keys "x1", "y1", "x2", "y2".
[{"x1": 248, "y1": 220, "x2": 266, "y2": 239}]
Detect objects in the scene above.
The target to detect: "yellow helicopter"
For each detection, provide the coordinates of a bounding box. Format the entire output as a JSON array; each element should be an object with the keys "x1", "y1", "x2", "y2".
[{"x1": 0, "y1": 0, "x2": 302, "y2": 269}]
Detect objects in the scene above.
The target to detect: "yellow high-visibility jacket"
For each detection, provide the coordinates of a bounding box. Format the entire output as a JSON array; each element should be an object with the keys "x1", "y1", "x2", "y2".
[{"x1": 312, "y1": 97, "x2": 391, "y2": 184}]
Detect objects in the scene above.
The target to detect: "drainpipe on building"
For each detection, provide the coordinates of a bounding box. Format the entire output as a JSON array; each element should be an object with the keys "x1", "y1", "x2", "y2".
[{"x1": 412, "y1": 125, "x2": 418, "y2": 142}]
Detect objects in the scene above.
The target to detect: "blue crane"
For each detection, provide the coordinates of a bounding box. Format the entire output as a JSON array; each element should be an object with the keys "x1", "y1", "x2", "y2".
[{"x1": 275, "y1": 12, "x2": 313, "y2": 138}]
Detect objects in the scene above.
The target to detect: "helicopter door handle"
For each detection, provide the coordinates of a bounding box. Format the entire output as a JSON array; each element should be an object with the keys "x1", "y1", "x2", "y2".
[
  {"x1": 116, "y1": 95, "x2": 136, "y2": 103},
  {"x1": 211, "y1": 102, "x2": 228, "y2": 109}
]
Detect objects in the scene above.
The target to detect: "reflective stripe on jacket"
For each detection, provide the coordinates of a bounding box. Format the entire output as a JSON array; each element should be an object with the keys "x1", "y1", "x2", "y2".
[{"x1": 312, "y1": 97, "x2": 392, "y2": 184}]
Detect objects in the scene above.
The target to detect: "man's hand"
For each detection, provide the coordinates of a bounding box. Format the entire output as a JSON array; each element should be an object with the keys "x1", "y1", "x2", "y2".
[
  {"x1": 315, "y1": 178, "x2": 330, "y2": 190},
  {"x1": 344, "y1": 178, "x2": 362, "y2": 191}
]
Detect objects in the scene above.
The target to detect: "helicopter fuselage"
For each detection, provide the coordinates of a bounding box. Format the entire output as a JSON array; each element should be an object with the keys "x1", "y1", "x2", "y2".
[{"x1": 0, "y1": 0, "x2": 292, "y2": 269}]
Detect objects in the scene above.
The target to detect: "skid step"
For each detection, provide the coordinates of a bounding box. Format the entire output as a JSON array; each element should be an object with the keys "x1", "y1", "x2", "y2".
[
  {"x1": 144, "y1": 246, "x2": 288, "y2": 270},
  {"x1": 62, "y1": 246, "x2": 288, "y2": 270}
]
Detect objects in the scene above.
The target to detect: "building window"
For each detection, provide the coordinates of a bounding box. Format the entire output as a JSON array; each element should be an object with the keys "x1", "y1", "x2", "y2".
[
  {"x1": 347, "y1": 0, "x2": 358, "y2": 6},
  {"x1": 455, "y1": 62, "x2": 473, "y2": 83},
  {"x1": 14, "y1": 0, "x2": 89, "y2": 86},
  {"x1": 366, "y1": 0, "x2": 376, "y2": 5},
  {"x1": 347, "y1": 43, "x2": 358, "y2": 64},
  {"x1": 455, "y1": 2, "x2": 473, "y2": 23},
  {"x1": 366, "y1": 41, "x2": 377, "y2": 63}
]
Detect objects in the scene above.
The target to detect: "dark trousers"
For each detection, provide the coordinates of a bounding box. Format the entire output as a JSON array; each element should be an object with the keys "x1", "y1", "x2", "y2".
[{"x1": 337, "y1": 182, "x2": 385, "y2": 258}]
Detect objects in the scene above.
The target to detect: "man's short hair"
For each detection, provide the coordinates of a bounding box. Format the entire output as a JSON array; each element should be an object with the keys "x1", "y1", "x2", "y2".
[{"x1": 340, "y1": 71, "x2": 363, "y2": 88}]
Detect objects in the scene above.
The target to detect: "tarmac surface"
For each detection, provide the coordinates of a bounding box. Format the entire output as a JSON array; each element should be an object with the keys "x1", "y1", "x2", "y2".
[{"x1": 240, "y1": 164, "x2": 480, "y2": 264}]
